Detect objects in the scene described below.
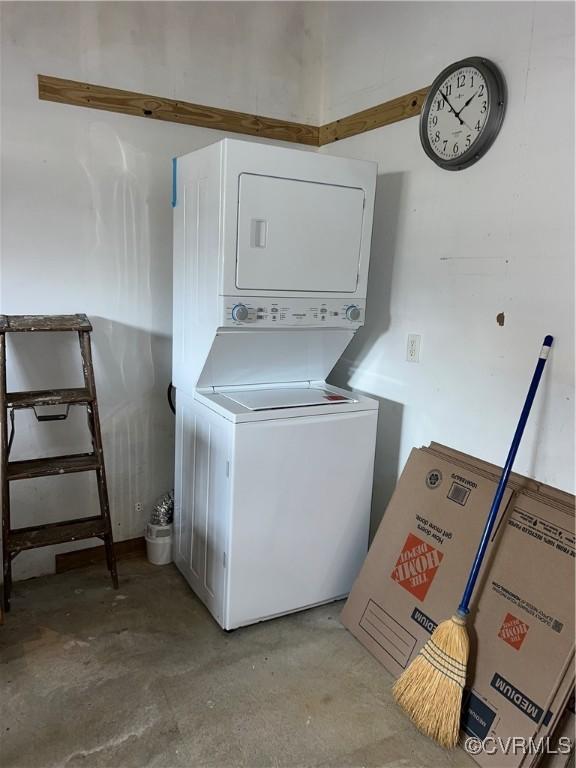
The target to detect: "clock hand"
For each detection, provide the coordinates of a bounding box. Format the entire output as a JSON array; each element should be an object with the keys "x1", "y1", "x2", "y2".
[
  {"x1": 455, "y1": 89, "x2": 479, "y2": 118},
  {"x1": 439, "y1": 90, "x2": 464, "y2": 125}
]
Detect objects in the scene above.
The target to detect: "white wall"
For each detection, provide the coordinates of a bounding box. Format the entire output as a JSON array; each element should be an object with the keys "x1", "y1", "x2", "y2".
[
  {"x1": 321, "y1": 2, "x2": 575, "y2": 533},
  {"x1": 2, "y1": 1, "x2": 573, "y2": 579},
  {"x1": 0, "y1": 1, "x2": 320, "y2": 579}
]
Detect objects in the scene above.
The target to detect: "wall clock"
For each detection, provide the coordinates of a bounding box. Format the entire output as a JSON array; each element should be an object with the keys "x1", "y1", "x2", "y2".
[{"x1": 420, "y1": 57, "x2": 506, "y2": 171}]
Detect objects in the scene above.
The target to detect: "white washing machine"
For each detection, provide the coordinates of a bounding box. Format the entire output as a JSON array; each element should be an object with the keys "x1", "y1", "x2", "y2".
[{"x1": 172, "y1": 138, "x2": 378, "y2": 629}]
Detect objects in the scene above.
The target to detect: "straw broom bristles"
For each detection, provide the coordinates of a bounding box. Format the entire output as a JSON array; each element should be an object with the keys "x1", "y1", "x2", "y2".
[{"x1": 392, "y1": 613, "x2": 469, "y2": 749}]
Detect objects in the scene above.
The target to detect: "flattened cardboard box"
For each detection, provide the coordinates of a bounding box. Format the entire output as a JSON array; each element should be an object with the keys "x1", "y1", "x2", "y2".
[
  {"x1": 525, "y1": 668, "x2": 575, "y2": 767},
  {"x1": 341, "y1": 449, "x2": 514, "y2": 676},
  {"x1": 534, "y1": 692, "x2": 575, "y2": 768},
  {"x1": 463, "y1": 490, "x2": 574, "y2": 768},
  {"x1": 428, "y1": 443, "x2": 574, "y2": 510},
  {"x1": 429, "y1": 443, "x2": 576, "y2": 766},
  {"x1": 428, "y1": 444, "x2": 576, "y2": 766},
  {"x1": 341, "y1": 446, "x2": 575, "y2": 768}
]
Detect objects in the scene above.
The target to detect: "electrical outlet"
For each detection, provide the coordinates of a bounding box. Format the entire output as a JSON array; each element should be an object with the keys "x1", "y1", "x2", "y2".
[
  {"x1": 135, "y1": 501, "x2": 144, "y2": 514},
  {"x1": 407, "y1": 334, "x2": 421, "y2": 363}
]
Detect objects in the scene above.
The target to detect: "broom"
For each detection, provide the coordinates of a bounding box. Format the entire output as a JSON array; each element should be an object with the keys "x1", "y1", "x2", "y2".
[{"x1": 393, "y1": 334, "x2": 554, "y2": 749}]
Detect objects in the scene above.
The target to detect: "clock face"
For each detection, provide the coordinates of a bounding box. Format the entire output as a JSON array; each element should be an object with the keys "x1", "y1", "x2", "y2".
[
  {"x1": 426, "y1": 66, "x2": 488, "y2": 161},
  {"x1": 419, "y1": 57, "x2": 506, "y2": 170}
]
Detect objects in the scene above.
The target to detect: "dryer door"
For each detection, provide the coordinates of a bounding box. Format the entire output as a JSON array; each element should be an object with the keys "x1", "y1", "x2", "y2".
[{"x1": 236, "y1": 173, "x2": 365, "y2": 293}]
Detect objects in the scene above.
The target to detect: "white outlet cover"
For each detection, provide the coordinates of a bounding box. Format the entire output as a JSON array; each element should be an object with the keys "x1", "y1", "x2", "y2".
[{"x1": 407, "y1": 334, "x2": 421, "y2": 363}]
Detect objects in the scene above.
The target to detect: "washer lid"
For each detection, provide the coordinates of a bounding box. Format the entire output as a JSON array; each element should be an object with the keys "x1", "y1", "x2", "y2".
[
  {"x1": 221, "y1": 387, "x2": 357, "y2": 411},
  {"x1": 196, "y1": 329, "x2": 355, "y2": 389}
]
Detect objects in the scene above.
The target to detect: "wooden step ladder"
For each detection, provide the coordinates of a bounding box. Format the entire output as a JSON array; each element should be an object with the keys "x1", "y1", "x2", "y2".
[{"x1": 0, "y1": 314, "x2": 118, "y2": 611}]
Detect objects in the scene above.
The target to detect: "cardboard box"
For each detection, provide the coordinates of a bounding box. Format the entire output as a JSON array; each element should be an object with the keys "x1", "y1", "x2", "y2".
[
  {"x1": 538, "y1": 693, "x2": 575, "y2": 768},
  {"x1": 427, "y1": 443, "x2": 575, "y2": 766},
  {"x1": 428, "y1": 443, "x2": 574, "y2": 510},
  {"x1": 527, "y1": 669, "x2": 575, "y2": 767},
  {"x1": 429, "y1": 442, "x2": 575, "y2": 765},
  {"x1": 341, "y1": 445, "x2": 575, "y2": 768}
]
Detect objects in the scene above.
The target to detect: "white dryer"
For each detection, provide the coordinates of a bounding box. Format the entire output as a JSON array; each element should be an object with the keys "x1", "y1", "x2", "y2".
[{"x1": 172, "y1": 139, "x2": 378, "y2": 629}]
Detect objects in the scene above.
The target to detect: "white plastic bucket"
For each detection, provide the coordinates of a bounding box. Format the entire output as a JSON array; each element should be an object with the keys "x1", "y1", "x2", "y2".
[{"x1": 145, "y1": 522, "x2": 173, "y2": 566}]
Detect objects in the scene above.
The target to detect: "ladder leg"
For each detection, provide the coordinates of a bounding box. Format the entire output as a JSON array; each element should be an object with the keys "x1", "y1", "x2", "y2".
[
  {"x1": 79, "y1": 331, "x2": 119, "y2": 590},
  {"x1": 93, "y1": 458, "x2": 118, "y2": 590},
  {"x1": 103, "y1": 530, "x2": 119, "y2": 589},
  {"x1": 0, "y1": 333, "x2": 11, "y2": 612},
  {"x1": 3, "y1": 554, "x2": 12, "y2": 613}
]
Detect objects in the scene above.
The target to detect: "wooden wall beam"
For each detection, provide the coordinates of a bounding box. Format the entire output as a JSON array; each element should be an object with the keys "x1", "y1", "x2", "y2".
[
  {"x1": 38, "y1": 74, "x2": 429, "y2": 147},
  {"x1": 318, "y1": 87, "x2": 429, "y2": 145},
  {"x1": 38, "y1": 75, "x2": 320, "y2": 146}
]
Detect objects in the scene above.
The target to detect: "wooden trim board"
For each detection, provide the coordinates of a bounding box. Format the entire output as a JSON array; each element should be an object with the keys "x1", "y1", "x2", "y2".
[
  {"x1": 55, "y1": 536, "x2": 146, "y2": 573},
  {"x1": 38, "y1": 74, "x2": 429, "y2": 146},
  {"x1": 38, "y1": 75, "x2": 319, "y2": 146},
  {"x1": 318, "y1": 87, "x2": 429, "y2": 144}
]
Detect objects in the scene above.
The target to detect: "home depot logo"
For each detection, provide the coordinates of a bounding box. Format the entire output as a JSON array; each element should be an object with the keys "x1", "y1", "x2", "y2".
[
  {"x1": 391, "y1": 533, "x2": 443, "y2": 601},
  {"x1": 498, "y1": 613, "x2": 529, "y2": 650}
]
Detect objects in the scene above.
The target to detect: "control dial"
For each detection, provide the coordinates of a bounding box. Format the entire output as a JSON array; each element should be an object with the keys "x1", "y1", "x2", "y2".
[
  {"x1": 346, "y1": 305, "x2": 361, "y2": 322},
  {"x1": 232, "y1": 304, "x2": 249, "y2": 322}
]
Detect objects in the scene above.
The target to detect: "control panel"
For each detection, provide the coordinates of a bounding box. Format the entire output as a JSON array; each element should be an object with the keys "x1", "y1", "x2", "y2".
[{"x1": 221, "y1": 297, "x2": 366, "y2": 328}]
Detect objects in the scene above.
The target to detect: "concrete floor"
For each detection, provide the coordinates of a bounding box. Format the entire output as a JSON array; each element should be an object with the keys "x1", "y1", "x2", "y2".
[{"x1": 1, "y1": 560, "x2": 476, "y2": 768}]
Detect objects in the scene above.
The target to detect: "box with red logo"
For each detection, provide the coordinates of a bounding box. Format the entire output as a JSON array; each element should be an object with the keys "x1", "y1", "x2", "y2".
[
  {"x1": 341, "y1": 445, "x2": 575, "y2": 768},
  {"x1": 427, "y1": 442, "x2": 576, "y2": 763}
]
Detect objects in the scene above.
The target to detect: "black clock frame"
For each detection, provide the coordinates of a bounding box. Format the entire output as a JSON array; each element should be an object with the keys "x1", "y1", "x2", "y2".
[{"x1": 420, "y1": 57, "x2": 507, "y2": 171}]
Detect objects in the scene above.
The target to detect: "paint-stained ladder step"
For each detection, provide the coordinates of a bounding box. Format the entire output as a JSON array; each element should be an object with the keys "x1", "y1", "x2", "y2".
[
  {"x1": 7, "y1": 388, "x2": 93, "y2": 409},
  {"x1": 8, "y1": 517, "x2": 108, "y2": 554},
  {"x1": 7, "y1": 453, "x2": 100, "y2": 481},
  {"x1": 0, "y1": 314, "x2": 92, "y2": 332}
]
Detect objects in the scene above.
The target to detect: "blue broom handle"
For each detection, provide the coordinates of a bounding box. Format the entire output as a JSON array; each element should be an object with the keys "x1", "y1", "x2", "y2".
[{"x1": 457, "y1": 335, "x2": 554, "y2": 616}]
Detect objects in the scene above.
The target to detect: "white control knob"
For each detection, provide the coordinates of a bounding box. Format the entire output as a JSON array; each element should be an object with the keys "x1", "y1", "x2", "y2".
[
  {"x1": 232, "y1": 304, "x2": 249, "y2": 322},
  {"x1": 346, "y1": 305, "x2": 361, "y2": 322}
]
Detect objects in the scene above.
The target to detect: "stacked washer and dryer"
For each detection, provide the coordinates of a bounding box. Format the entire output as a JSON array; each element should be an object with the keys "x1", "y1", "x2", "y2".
[{"x1": 172, "y1": 138, "x2": 378, "y2": 630}]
